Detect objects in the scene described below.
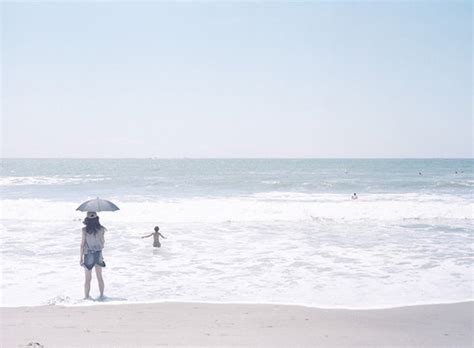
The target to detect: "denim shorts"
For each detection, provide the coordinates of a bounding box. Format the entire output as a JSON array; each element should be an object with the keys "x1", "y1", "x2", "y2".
[{"x1": 84, "y1": 251, "x2": 106, "y2": 270}]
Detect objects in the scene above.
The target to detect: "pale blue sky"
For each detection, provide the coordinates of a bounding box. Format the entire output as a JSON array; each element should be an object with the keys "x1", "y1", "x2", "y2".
[{"x1": 1, "y1": 1, "x2": 472, "y2": 158}]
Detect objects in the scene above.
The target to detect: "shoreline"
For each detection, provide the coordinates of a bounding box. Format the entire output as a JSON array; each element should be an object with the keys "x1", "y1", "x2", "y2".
[
  {"x1": 1, "y1": 301, "x2": 472, "y2": 347},
  {"x1": 2, "y1": 298, "x2": 473, "y2": 310}
]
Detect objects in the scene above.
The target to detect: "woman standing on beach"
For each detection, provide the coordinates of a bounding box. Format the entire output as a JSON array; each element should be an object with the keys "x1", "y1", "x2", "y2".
[{"x1": 80, "y1": 211, "x2": 106, "y2": 300}]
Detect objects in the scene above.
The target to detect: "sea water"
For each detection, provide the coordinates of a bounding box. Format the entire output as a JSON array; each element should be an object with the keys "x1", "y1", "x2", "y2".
[{"x1": 0, "y1": 159, "x2": 472, "y2": 308}]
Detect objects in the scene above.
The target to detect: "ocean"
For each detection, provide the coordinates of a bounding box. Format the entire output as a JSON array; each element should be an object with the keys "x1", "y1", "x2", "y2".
[{"x1": 0, "y1": 159, "x2": 472, "y2": 308}]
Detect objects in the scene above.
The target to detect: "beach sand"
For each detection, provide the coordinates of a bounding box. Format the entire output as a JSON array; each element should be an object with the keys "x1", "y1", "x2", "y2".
[{"x1": 1, "y1": 301, "x2": 472, "y2": 347}]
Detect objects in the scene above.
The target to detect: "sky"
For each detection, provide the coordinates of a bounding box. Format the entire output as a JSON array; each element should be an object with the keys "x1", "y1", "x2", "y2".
[{"x1": 1, "y1": 1, "x2": 472, "y2": 158}]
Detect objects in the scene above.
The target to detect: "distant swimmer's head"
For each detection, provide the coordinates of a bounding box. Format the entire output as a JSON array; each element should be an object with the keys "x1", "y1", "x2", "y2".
[
  {"x1": 154, "y1": 226, "x2": 160, "y2": 232},
  {"x1": 353, "y1": 193, "x2": 357, "y2": 195}
]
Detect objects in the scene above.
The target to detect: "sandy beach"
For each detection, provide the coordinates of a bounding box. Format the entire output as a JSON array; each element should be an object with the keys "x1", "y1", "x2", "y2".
[{"x1": 1, "y1": 301, "x2": 472, "y2": 347}]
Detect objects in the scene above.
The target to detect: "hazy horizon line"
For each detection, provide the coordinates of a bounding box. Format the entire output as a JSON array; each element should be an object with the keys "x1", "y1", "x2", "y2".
[{"x1": 1, "y1": 157, "x2": 473, "y2": 160}]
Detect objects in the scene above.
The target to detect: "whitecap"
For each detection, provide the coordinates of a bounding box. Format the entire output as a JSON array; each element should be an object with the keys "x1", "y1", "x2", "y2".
[{"x1": 0, "y1": 176, "x2": 110, "y2": 186}]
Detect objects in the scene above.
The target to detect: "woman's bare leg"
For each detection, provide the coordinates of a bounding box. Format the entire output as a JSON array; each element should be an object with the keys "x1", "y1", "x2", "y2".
[
  {"x1": 84, "y1": 268, "x2": 92, "y2": 299},
  {"x1": 95, "y1": 265, "x2": 104, "y2": 298}
]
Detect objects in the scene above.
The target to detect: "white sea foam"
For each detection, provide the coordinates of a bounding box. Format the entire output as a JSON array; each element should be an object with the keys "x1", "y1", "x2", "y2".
[
  {"x1": 1, "y1": 217, "x2": 472, "y2": 308},
  {"x1": 261, "y1": 180, "x2": 281, "y2": 185},
  {"x1": 0, "y1": 176, "x2": 110, "y2": 186},
  {"x1": 1, "y1": 192, "x2": 472, "y2": 308},
  {"x1": 0, "y1": 193, "x2": 471, "y2": 223}
]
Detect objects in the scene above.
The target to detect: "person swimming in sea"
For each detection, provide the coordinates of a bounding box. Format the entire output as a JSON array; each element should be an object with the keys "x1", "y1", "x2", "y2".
[
  {"x1": 142, "y1": 226, "x2": 166, "y2": 247},
  {"x1": 351, "y1": 193, "x2": 358, "y2": 200}
]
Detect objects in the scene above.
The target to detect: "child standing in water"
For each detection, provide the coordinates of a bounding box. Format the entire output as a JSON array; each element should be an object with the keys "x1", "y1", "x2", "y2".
[{"x1": 142, "y1": 226, "x2": 166, "y2": 247}]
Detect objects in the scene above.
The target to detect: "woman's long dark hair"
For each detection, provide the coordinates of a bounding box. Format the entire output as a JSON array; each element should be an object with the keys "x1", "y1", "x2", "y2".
[{"x1": 83, "y1": 217, "x2": 105, "y2": 234}]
